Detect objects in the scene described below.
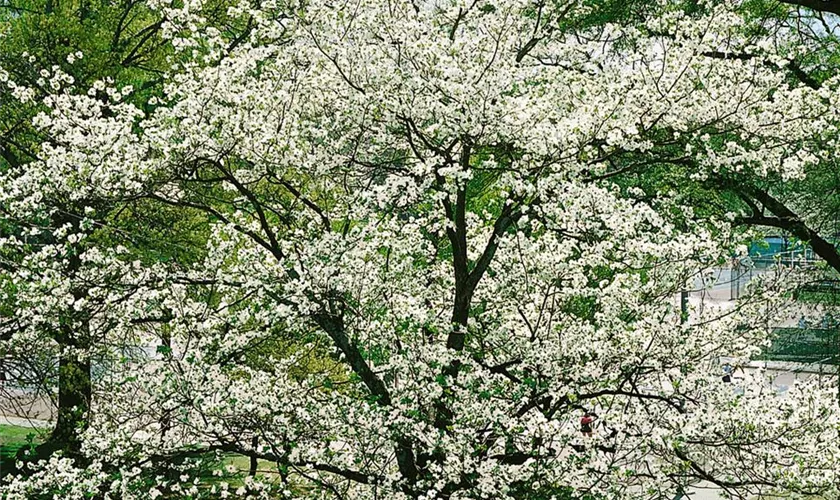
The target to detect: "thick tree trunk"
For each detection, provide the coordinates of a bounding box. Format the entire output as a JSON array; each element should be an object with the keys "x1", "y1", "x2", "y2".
[
  {"x1": 249, "y1": 436, "x2": 258, "y2": 476},
  {"x1": 160, "y1": 331, "x2": 172, "y2": 438},
  {"x1": 38, "y1": 214, "x2": 93, "y2": 459},
  {"x1": 50, "y1": 354, "x2": 91, "y2": 444},
  {"x1": 48, "y1": 351, "x2": 91, "y2": 452}
]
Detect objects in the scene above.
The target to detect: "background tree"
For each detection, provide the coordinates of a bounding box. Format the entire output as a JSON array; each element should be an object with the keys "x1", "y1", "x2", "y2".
[
  {"x1": 0, "y1": 0, "x2": 244, "y2": 463},
  {"x1": 3, "y1": 0, "x2": 840, "y2": 499}
]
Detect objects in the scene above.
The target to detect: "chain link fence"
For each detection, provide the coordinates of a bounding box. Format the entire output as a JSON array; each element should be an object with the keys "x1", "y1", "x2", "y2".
[{"x1": 757, "y1": 327, "x2": 840, "y2": 365}]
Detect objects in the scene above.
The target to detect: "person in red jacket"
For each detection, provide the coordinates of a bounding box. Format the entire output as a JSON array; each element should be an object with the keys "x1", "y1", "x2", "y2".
[{"x1": 580, "y1": 411, "x2": 596, "y2": 437}]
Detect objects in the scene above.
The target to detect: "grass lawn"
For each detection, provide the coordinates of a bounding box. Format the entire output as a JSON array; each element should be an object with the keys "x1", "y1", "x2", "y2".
[{"x1": 0, "y1": 424, "x2": 44, "y2": 460}]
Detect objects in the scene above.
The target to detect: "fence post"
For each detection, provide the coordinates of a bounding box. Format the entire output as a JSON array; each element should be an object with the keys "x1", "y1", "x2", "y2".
[{"x1": 730, "y1": 259, "x2": 741, "y2": 300}]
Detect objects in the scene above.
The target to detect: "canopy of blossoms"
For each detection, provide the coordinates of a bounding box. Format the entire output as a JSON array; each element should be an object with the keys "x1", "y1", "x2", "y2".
[{"x1": 2, "y1": 0, "x2": 840, "y2": 498}]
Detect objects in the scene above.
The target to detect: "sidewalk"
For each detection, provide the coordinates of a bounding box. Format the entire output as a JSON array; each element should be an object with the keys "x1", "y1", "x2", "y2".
[{"x1": 0, "y1": 415, "x2": 52, "y2": 428}]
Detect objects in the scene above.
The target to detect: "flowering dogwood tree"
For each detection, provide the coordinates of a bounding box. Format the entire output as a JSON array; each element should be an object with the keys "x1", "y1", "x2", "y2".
[{"x1": 3, "y1": 0, "x2": 840, "y2": 498}]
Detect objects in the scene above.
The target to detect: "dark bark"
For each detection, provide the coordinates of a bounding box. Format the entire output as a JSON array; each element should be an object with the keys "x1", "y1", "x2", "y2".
[
  {"x1": 160, "y1": 331, "x2": 172, "y2": 437},
  {"x1": 249, "y1": 436, "x2": 258, "y2": 476},
  {"x1": 445, "y1": 204, "x2": 521, "y2": 349},
  {"x1": 26, "y1": 214, "x2": 93, "y2": 462},
  {"x1": 446, "y1": 143, "x2": 472, "y2": 343},
  {"x1": 45, "y1": 351, "x2": 91, "y2": 455},
  {"x1": 312, "y1": 312, "x2": 419, "y2": 486},
  {"x1": 444, "y1": 144, "x2": 521, "y2": 349},
  {"x1": 780, "y1": 0, "x2": 840, "y2": 15},
  {"x1": 313, "y1": 313, "x2": 392, "y2": 406}
]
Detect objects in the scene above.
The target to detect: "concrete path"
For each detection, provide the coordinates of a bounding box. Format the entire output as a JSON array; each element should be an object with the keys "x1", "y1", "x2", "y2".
[
  {"x1": 687, "y1": 483, "x2": 724, "y2": 499},
  {"x1": 0, "y1": 415, "x2": 52, "y2": 429}
]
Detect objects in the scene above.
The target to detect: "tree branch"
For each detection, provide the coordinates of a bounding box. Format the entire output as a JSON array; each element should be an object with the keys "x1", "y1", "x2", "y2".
[
  {"x1": 703, "y1": 51, "x2": 820, "y2": 90},
  {"x1": 735, "y1": 186, "x2": 840, "y2": 274},
  {"x1": 779, "y1": 0, "x2": 840, "y2": 15}
]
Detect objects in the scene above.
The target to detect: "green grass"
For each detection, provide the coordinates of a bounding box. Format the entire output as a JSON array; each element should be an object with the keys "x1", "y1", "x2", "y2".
[
  {"x1": 0, "y1": 424, "x2": 44, "y2": 459},
  {"x1": 219, "y1": 454, "x2": 284, "y2": 486}
]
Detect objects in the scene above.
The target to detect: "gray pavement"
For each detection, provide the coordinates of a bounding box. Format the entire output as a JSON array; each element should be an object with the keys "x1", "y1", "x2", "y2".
[
  {"x1": 0, "y1": 415, "x2": 51, "y2": 428},
  {"x1": 687, "y1": 483, "x2": 725, "y2": 499}
]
